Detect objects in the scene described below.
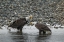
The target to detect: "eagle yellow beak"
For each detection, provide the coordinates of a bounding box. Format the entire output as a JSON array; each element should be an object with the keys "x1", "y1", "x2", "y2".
[
  {"x1": 29, "y1": 15, "x2": 33, "y2": 20},
  {"x1": 30, "y1": 22, "x2": 32, "y2": 25},
  {"x1": 30, "y1": 22, "x2": 33, "y2": 25}
]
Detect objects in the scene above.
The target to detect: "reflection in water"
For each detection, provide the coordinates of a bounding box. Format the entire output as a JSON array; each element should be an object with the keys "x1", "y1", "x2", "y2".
[
  {"x1": 36, "y1": 35, "x2": 51, "y2": 42},
  {"x1": 10, "y1": 32, "x2": 25, "y2": 42},
  {"x1": 0, "y1": 25, "x2": 64, "y2": 42}
]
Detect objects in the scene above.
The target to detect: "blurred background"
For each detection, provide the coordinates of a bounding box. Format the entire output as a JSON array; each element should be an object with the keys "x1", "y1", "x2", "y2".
[
  {"x1": 0, "y1": 0, "x2": 64, "y2": 42},
  {"x1": 0, "y1": 0, "x2": 64, "y2": 26}
]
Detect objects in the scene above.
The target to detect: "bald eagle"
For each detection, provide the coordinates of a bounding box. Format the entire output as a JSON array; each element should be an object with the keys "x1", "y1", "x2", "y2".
[
  {"x1": 8, "y1": 15, "x2": 32, "y2": 32},
  {"x1": 30, "y1": 22, "x2": 51, "y2": 35}
]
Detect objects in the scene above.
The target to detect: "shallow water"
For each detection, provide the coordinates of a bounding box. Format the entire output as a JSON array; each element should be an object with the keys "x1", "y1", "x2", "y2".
[{"x1": 0, "y1": 25, "x2": 64, "y2": 42}]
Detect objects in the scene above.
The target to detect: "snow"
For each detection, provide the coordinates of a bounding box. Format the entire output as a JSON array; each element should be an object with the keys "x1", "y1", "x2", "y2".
[
  {"x1": 0, "y1": 25, "x2": 9, "y2": 34},
  {"x1": 22, "y1": 25, "x2": 39, "y2": 34},
  {"x1": 0, "y1": 24, "x2": 64, "y2": 35},
  {"x1": 0, "y1": 25, "x2": 39, "y2": 34},
  {"x1": 0, "y1": 25, "x2": 18, "y2": 33}
]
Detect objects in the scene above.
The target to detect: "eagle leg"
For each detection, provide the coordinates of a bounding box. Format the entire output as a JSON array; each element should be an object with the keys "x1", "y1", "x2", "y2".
[
  {"x1": 39, "y1": 30, "x2": 46, "y2": 35},
  {"x1": 39, "y1": 30, "x2": 43, "y2": 35},
  {"x1": 43, "y1": 30, "x2": 46, "y2": 34},
  {"x1": 17, "y1": 26, "x2": 23, "y2": 32}
]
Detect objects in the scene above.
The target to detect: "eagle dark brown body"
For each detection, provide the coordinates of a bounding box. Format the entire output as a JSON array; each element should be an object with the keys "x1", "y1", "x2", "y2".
[
  {"x1": 35, "y1": 23, "x2": 51, "y2": 34},
  {"x1": 8, "y1": 18, "x2": 28, "y2": 32}
]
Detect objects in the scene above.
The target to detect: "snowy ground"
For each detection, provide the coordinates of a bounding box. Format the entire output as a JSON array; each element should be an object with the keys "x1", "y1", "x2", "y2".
[
  {"x1": 0, "y1": 25, "x2": 64, "y2": 42},
  {"x1": 0, "y1": 24, "x2": 64, "y2": 35}
]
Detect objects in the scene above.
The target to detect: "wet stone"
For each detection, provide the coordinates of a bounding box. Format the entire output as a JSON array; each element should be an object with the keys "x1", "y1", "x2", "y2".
[{"x1": 0, "y1": 0, "x2": 64, "y2": 25}]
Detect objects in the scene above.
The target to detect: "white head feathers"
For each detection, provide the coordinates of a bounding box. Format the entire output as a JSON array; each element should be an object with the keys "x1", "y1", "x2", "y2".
[
  {"x1": 25, "y1": 15, "x2": 33, "y2": 20},
  {"x1": 30, "y1": 22, "x2": 37, "y2": 25}
]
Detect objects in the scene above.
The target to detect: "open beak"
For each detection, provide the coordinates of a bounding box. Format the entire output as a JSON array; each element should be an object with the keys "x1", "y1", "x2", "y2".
[
  {"x1": 29, "y1": 22, "x2": 34, "y2": 26},
  {"x1": 29, "y1": 15, "x2": 33, "y2": 20},
  {"x1": 30, "y1": 22, "x2": 32, "y2": 25}
]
